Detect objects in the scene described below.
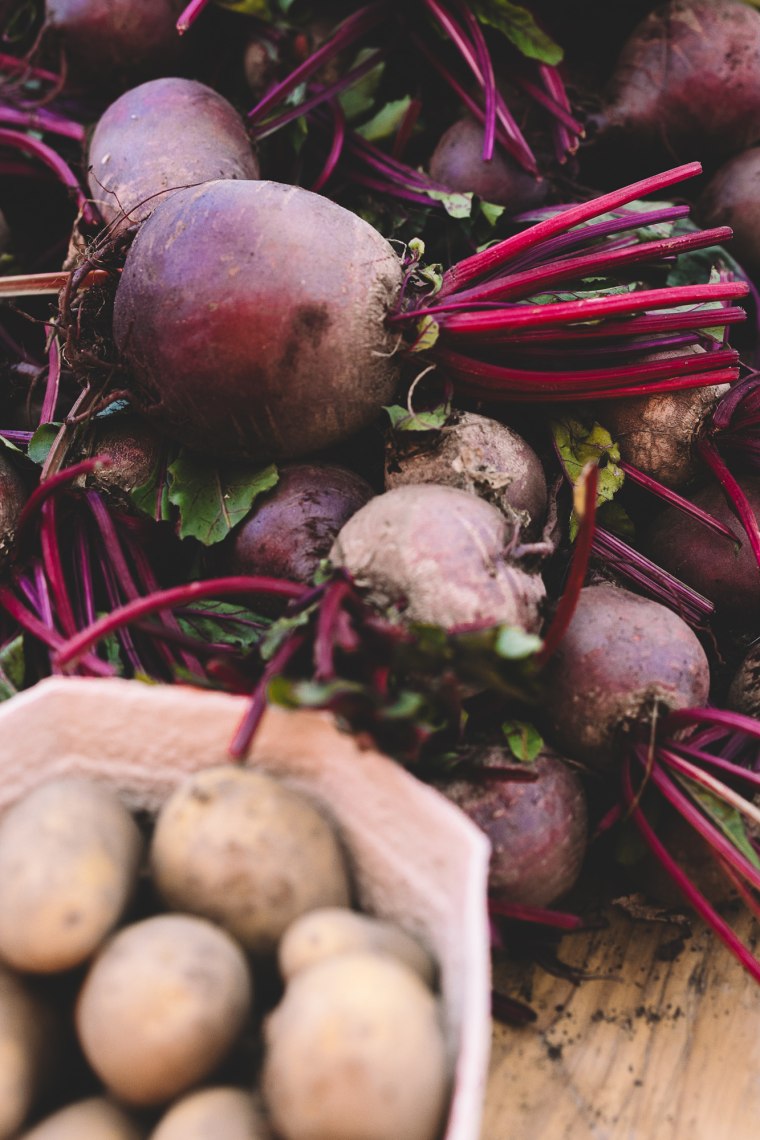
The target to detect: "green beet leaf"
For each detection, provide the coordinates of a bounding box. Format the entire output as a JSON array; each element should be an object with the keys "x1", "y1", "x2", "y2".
[
  {"x1": 472, "y1": 0, "x2": 563, "y2": 65},
  {"x1": 168, "y1": 450, "x2": 278, "y2": 546}
]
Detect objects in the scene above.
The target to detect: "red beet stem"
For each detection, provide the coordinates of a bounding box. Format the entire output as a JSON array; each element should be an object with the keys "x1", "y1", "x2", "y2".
[
  {"x1": 423, "y1": 0, "x2": 496, "y2": 160},
  {"x1": 176, "y1": 0, "x2": 211, "y2": 33},
  {"x1": 666, "y1": 707, "x2": 760, "y2": 742},
  {"x1": 488, "y1": 898, "x2": 585, "y2": 930},
  {"x1": 536, "y1": 464, "x2": 598, "y2": 665},
  {"x1": 592, "y1": 527, "x2": 714, "y2": 626},
  {"x1": 248, "y1": 2, "x2": 387, "y2": 123},
  {"x1": 645, "y1": 758, "x2": 760, "y2": 896},
  {"x1": 228, "y1": 631, "x2": 308, "y2": 759},
  {"x1": 0, "y1": 269, "x2": 110, "y2": 298},
  {"x1": 437, "y1": 226, "x2": 735, "y2": 309},
  {"x1": 622, "y1": 756, "x2": 760, "y2": 986},
  {"x1": 40, "y1": 336, "x2": 61, "y2": 426},
  {"x1": 426, "y1": 283, "x2": 749, "y2": 332},
  {"x1": 39, "y1": 499, "x2": 77, "y2": 638},
  {"x1": 0, "y1": 584, "x2": 113, "y2": 677},
  {"x1": 438, "y1": 163, "x2": 704, "y2": 298},
  {"x1": 618, "y1": 462, "x2": 739, "y2": 542},
  {"x1": 431, "y1": 345, "x2": 738, "y2": 392},
  {"x1": 407, "y1": 26, "x2": 537, "y2": 172},
  {"x1": 698, "y1": 438, "x2": 760, "y2": 573},
  {"x1": 15, "y1": 458, "x2": 111, "y2": 540},
  {"x1": 0, "y1": 106, "x2": 85, "y2": 142},
  {"x1": 55, "y1": 577, "x2": 308, "y2": 669},
  {"x1": 0, "y1": 128, "x2": 96, "y2": 224}
]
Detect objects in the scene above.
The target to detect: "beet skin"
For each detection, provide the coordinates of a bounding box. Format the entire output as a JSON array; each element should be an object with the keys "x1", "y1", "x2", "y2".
[
  {"x1": 224, "y1": 464, "x2": 373, "y2": 584},
  {"x1": 88, "y1": 79, "x2": 259, "y2": 232},
  {"x1": 113, "y1": 180, "x2": 403, "y2": 462},
  {"x1": 595, "y1": 0, "x2": 760, "y2": 169},
  {"x1": 541, "y1": 585, "x2": 710, "y2": 771},
  {"x1": 437, "y1": 748, "x2": 588, "y2": 906},
  {"x1": 646, "y1": 478, "x2": 760, "y2": 621}
]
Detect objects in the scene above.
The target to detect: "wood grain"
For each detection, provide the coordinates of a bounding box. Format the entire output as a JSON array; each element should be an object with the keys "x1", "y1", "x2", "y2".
[{"x1": 483, "y1": 906, "x2": 760, "y2": 1139}]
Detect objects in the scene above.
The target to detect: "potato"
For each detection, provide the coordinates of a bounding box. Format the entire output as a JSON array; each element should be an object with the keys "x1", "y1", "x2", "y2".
[
  {"x1": 76, "y1": 914, "x2": 253, "y2": 1106},
  {"x1": 150, "y1": 1087, "x2": 272, "y2": 1140},
  {"x1": 278, "y1": 908, "x2": 436, "y2": 988},
  {"x1": 19, "y1": 1097, "x2": 143, "y2": 1139},
  {"x1": 0, "y1": 966, "x2": 56, "y2": 1139},
  {"x1": 0, "y1": 778, "x2": 142, "y2": 973},
  {"x1": 150, "y1": 767, "x2": 351, "y2": 955},
  {"x1": 262, "y1": 952, "x2": 449, "y2": 1140}
]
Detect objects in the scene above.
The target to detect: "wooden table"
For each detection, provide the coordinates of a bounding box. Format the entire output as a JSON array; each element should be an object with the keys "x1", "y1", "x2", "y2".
[{"x1": 482, "y1": 904, "x2": 760, "y2": 1139}]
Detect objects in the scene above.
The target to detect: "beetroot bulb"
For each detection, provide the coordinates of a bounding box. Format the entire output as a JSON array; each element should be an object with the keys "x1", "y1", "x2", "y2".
[
  {"x1": 541, "y1": 584, "x2": 710, "y2": 771},
  {"x1": 596, "y1": 347, "x2": 728, "y2": 489},
  {"x1": 113, "y1": 180, "x2": 403, "y2": 462},
  {"x1": 593, "y1": 0, "x2": 760, "y2": 170},
  {"x1": 428, "y1": 117, "x2": 549, "y2": 213},
  {"x1": 221, "y1": 464, "x2": 373, "y2": 585},
  {"x1": 87, "y1": 79, "x2": 259, "y2": 232},
  {"x1": 385, "y1": 412, "x2": 548, "y2": 536},
  {"x1": 45, "y1": 0, "x2": 189, "y2": 93},
  {"x1": 698, "y1": 148, "x2": 760, "y2": 275},
  {"x1": 435, "y1": 747, "x2": 588, "y2": 906},
  {"x1": 329, "y1": 483, "x2": 545, "y2": 632},
  {"x1": 645, "y1": 478, "x2": 760, "y2": 621}
]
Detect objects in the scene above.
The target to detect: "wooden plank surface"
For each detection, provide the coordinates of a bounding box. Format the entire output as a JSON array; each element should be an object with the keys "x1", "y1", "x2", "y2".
[{"x1": 483, "y1": 906, "x2": 760, "y2": 1139}]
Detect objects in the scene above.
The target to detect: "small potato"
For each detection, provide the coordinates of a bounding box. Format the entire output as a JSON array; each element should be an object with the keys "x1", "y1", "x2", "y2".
[
  {"x1": 150, "y1": 1087, "x2": 272, "y2": 1140},
  {"x1": 262, "y1": 952, "x2": 449, "y2": 1140},
  {"x1": 279, "y1": 909, "x2": 436, "y2": 988},
  {"x1": 19, "y1": 1097, "x2": 143, "y2": 1139},
  {"x1": 0, "y1": 778, "x2": 142, "y2": 973},
  {"x1": 0, "y1": 966, "x2": 56, "y2": 1139},
  {"x1": 150, "y1": 767, "x2": 351, "y2": 955},
  {"x1": 76, "y1": 914, "x2": 253, "y2": 1106}
]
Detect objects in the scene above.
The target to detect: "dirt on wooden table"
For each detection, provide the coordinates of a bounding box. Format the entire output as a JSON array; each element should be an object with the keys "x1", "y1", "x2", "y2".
[{"x1": 483, "y1": 899, "x2": 760, "y2": 1140}]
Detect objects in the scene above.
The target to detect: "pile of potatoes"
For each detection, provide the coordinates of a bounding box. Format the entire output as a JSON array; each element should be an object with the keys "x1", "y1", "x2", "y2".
[{"x1": 0, "y1": 768, "x2": 450, "y2": 1140}]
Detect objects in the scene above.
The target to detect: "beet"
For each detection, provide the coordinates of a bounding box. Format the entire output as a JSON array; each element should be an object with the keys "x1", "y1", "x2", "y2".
[
  {"x1": 384, "y1": 412, "x2": 547, "y2": 534},
  {"x1": 113, "y1": 180, "x2": 403, "y2": 462},
  {"x1": 541, "y1": 584, "x2": 711, "y2": 770},
  {"x1": 86, "y1": 417, "x2": 164, "y2": 500},
  {"x1": 594, "y1": 0, "x2": 760, "y2": 170},
  {"x1": 329, "y1": 483, "x2": 546, "y2": 631},
  {"x1": 0, "y1": 453, "x2": 27, "y2": 566},
  {"x1": 597, "y1": 361, "x2": 727, "y2": 489},
  {"x1": 428, "y1": 117, "x2": 548, "y2": 213},
  {"x1": 45, "y1": 0, "x2": 189, "y2": 93},
  {"x1": 727, "y1": 642, "x2": 760, "y2": 719},
  {"x1": 436, "y1": 747, "x2": 588, "y2": 906},
  {"x1": 698, "y1": 148, "x2": 760, "y2": 274},
  {"x1": 87, "y1": 79, "x2": 259, "y2": 232},
  {"x1": 646, "y1": 478, "x2": 760, "y2": 620},
  {"x1": 224, "y1": 463, "x2": 373, "y2": 584}
]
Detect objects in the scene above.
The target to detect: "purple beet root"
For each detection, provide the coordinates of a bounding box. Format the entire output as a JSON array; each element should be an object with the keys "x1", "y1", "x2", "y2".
[
  {"x1": 428, "y1": 117, "x2": 548, "y2": 212},
  {"x1": 330, "y1": 483, "x2": 546, "y2": 632},
  {"x1": 698, "y1": 148, "x2": 760, "y2": 274},
  {"x1": 541, "y1": 584, "x2": 711, "y2": 771},
  {"x1": 727, "y1": 642, "x2": 760, "y2": 719},
  {"x1": 45, "y1": 0, "x2": 189, "y2": 93},
  {"x1": 112, "y1": 180, "x2": 403, "y2": 462},
  {"x1": 88, "y1": 78, "x2": 259, "y2": 232},
  {"x1": 86, "y1": 417, "x2": 164, "y2": 500},
  {"x1": 384, "y1": 412, "x2": 548, "y2": 535},
  {"x1": 646, "y1": 478, "x2": 760, "y2": 620},
  {"x1": 436, "y1": 747, "x2": 588, "y2": 906},
  {"x1": 224, "y1": 463, "x2": 373, "y2": 584},
  {"x1": 594, "y1": 0, "x2": 760, "y2": 168}
]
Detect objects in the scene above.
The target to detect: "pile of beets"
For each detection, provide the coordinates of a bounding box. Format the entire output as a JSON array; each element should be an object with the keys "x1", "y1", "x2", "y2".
[{"x1": 4, "y1": 0, "x2": 760, "y2": 994}]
